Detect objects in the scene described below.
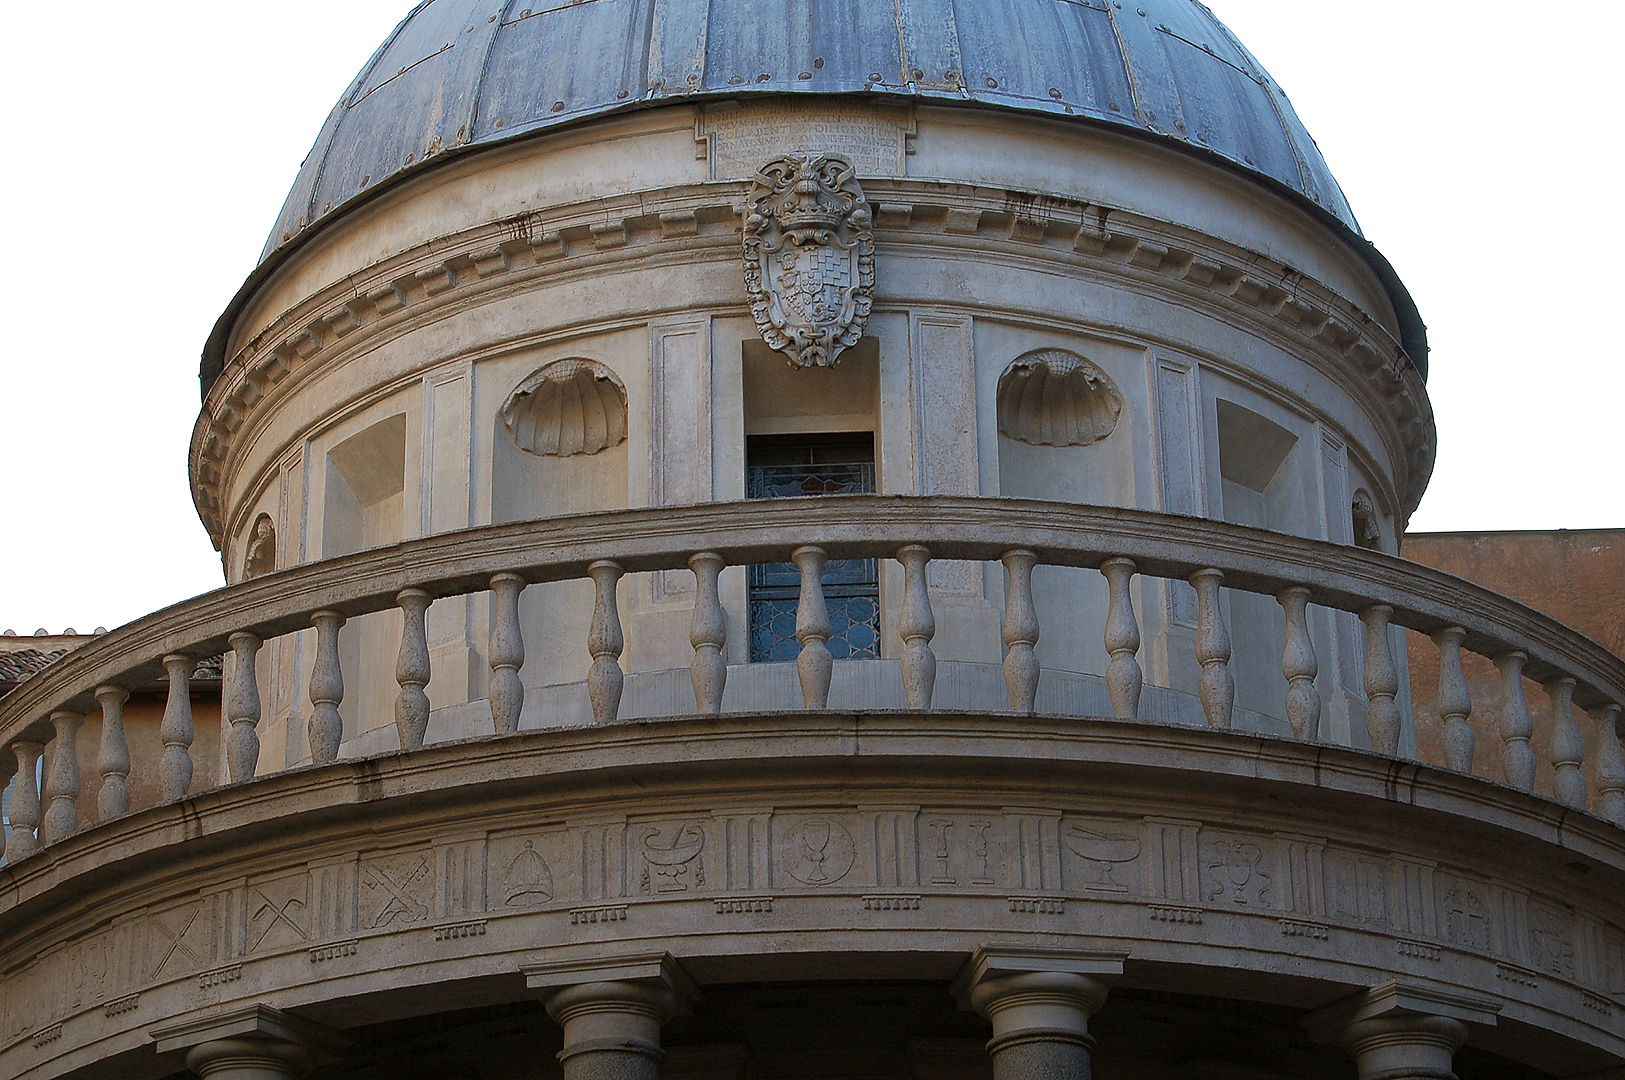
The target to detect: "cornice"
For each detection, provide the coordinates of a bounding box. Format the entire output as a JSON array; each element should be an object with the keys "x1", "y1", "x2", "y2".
[{"x1": 191, "y1": 179, "x2": 1434, "y2": 547}]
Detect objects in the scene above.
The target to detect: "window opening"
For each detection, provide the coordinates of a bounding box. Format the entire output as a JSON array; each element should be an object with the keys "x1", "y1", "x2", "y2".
[{"x1": 747, "y1": 434, "x2": 878, "y2": 662}]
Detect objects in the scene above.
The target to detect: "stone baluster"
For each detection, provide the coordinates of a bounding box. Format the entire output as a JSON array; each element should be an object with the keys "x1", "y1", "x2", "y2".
[
  {"x1": 898, "y1": 545, "x2": 937, "y2": 710},
  {"x1": 1190, "y1": 569, "x2": 1232, "y2": 729},
  {"x1": 1592, "y1": 704, "x2": 1625, "y2": 827},
  {"x1": 1545, "y1": 676, "x2": 1586, "y2": 810},
  {"x1": 1277, "y1": 587, "x2": 1320, "y2": 740},
  {"x1": 1101, "y1": 558, "x2": 1142, "y2": 720},
  {"x1": 226, "y1": 632, "x2": 263, "y2": 784},
  {"x1": 160, "y1": 653, "x2": 196, "y2": 800},
  {"x1": 1495, "y1": 651, "x2": 1537, "y2": 791},
  {"x1": 308, "y1": 610, "x2": 346, "y2": 764},
  {"x1": 587, "y1": 560, "x2": 626, "y2": 724},
  {"x1": 489, "y1": 574, "x2": 526, "y2": 733},
  {"x1": 95, "y1": 684, "x2": 132, "y2": 820},
  {"x1": 5, "y1": 741, "x2": 44, "y2": 862},
  {"x1": 792, "y1": 546, "x2": 834, "y2": 709},
  {"x1": 1432, "y1": 628, "x2": 1474, "y2": 773},
  {"x1": 41, "y1": 710, "x2": 83, "y2": 844},
  {"x1": 688, "y1": 553, "x2": 727, "y2": 713},
  {"x1": 1360, "y1": 605, "x2": 1402, "y2": 756},
  {"x1": 395, "y1": 589, "x2": 433, "y2": 750},
  {"x1": 1002, "y1": 550, "x2": 1041, "y2": 713}
]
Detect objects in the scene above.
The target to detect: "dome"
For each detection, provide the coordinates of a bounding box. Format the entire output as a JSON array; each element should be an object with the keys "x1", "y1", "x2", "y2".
[{"x1": 266, "y1": 0, "x2": 1358, "y2": 258}]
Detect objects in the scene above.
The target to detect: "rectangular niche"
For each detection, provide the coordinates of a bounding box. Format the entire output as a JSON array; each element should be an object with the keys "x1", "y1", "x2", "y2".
[{"x1": 323, "y1": 414, "x2": 407, "y2": 558}]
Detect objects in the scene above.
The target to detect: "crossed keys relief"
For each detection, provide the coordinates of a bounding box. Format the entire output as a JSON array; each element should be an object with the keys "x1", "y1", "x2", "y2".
[{"x1": 362, "y1": 853, "x2": 434, "y2": 928}]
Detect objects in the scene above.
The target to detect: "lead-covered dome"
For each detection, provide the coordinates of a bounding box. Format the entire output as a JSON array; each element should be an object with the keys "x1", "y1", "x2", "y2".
[{"x1": 266, "y1": 0, "x2": 1357, "y2": 259}]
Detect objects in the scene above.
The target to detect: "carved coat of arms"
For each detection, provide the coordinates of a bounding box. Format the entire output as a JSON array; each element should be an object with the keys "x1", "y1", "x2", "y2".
[{"x1": 743, "y1": 153, "x2": 875, "y2": 368}]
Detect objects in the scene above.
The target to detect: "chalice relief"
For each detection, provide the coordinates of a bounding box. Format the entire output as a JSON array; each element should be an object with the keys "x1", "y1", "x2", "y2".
[{"x1": 784, "y1": 818, "x2": 855, "y2": 886}]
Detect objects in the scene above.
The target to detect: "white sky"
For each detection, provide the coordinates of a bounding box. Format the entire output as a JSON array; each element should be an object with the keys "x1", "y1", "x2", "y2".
[{"x1": 1, "y1": 2, "x2": 1620, "y2": 634}]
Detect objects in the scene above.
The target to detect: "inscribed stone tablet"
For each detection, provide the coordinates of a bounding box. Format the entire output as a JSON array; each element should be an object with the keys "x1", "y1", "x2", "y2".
[{"x1": 700, "y1": 102, "x2": 912, "y2": 180}]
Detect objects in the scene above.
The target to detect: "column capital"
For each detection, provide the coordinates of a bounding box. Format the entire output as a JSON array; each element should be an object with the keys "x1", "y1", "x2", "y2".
[
  {"x1": 525, "y1": 952, "x2": 698, "y2": 1072},
  {"x1": 524, "y1": 951, "x2": 699, "y2": 1019},
  {"x1": 151, "y1": 1005, "x2": 347, "y2": 1078},
  {"x1": 952, "y1": 945, "x2": 1125, "y2": 1057},
  {"x1": 1304, "y1": 983, "x2": 1499, "y2": 1080}
]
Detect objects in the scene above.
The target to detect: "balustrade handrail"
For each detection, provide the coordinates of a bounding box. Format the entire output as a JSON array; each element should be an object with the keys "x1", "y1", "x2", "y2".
[{"x1": 2, "y1": 495, "x2": 1623, "y2": 746}]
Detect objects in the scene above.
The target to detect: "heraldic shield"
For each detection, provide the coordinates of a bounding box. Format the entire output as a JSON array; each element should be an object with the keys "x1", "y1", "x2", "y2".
[{"x1": 743, "y1": 153, "x2": 875, "y2": 368}]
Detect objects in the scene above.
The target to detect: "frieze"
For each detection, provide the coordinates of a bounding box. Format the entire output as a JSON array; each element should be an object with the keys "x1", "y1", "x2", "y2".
[
  {"x1": 10, "y1": 800, "x2": 1625, "y2": 1072},
  {"x1": 196, "y1": 183, "x2": 1429, "y2": 545}
]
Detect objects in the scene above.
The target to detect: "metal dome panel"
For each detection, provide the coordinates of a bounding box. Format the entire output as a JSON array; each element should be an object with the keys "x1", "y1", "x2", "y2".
[{"x1": 262, "y1": 0, "x2": 1359, "y2": 259}]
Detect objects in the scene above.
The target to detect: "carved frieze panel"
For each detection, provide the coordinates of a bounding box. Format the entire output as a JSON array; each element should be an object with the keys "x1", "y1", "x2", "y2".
[
  {"x1": 1529, "y1": 901, "x2": 1578, "y2": 979},
  {"x1": 359, "y1": 849, "x2": 435, "y2": 930},
  {"x1": 435, "y1": 836, "x2": 489, "y2": 919},
  {"x1": 1200, "y1": 834, "x2": 1274, "y2": 909},
  {"x1": 1325, "y1": 850, "x2": 1390, "y2": 928},
  {"x1": 246, "y1": 873, "x2": 310, "y2": 954},
  {"x1": 639, "y1": 820, "x2": 708, "y2": 895},
  {"x1": 742, "y1": 153, "x2": 874, "y2": 368},
  {"x1": 777, "y1": 815, "x2": 858, "y2": 887},
  {"x1": 1434, "y1": 873, "x2": 1492, "y2": 953},
  {"x1": 1063, "y1": 818, "x2": 1143, "y2": 895},
  {"x1": 493, "y1": 838, "x2": 558, "y2": 909}
]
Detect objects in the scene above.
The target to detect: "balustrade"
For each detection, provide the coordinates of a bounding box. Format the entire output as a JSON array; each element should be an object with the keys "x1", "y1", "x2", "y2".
[{"x1": 2, "y1": 496, "x2": 1622, "y2": 866}]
